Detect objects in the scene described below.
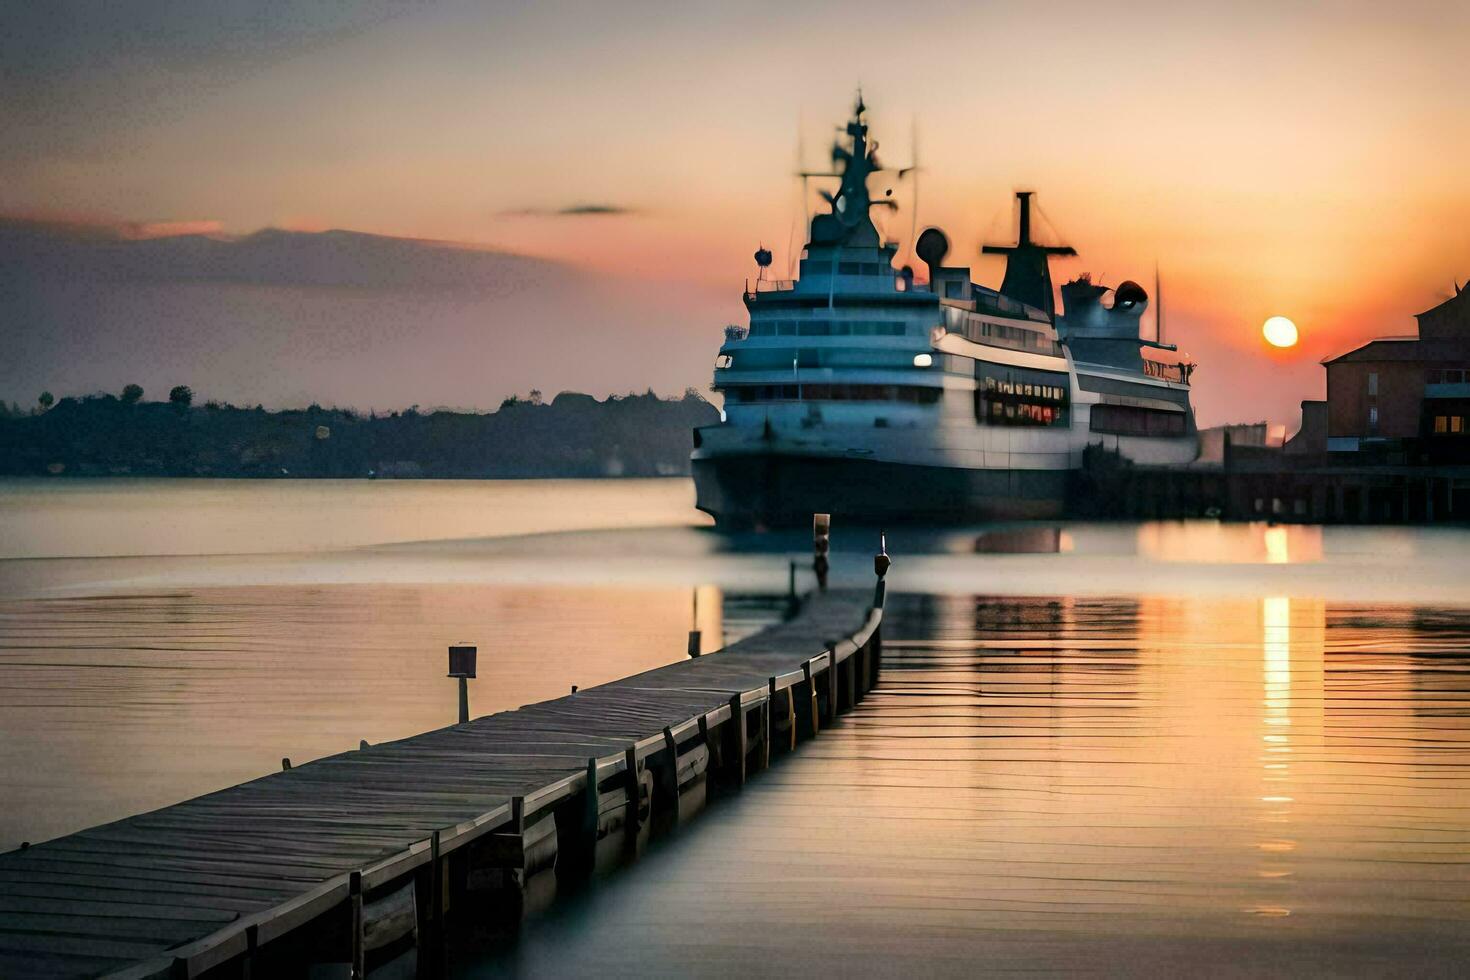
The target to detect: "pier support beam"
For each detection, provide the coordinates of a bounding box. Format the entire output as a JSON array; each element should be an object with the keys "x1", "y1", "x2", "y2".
[
  {"x1": 727, "y1": 694, "x2": 746, "y2": 787},
  {"x1": 801, "y1": 662, "x2": 820, "y2": 740}
]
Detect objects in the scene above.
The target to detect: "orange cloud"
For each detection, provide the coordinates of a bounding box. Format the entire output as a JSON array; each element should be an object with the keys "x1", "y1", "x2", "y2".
[{"x1": 121, "y1": 220, "x2": 225, "y2": 240}]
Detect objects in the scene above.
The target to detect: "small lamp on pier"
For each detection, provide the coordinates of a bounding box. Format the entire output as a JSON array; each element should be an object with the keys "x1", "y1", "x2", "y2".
[
  {"x1": 448, "y1": 644, "x2": 477, "y2": 724},
  {"x1": 813, "y1": 513, "x2": 831, "y2": 591}
]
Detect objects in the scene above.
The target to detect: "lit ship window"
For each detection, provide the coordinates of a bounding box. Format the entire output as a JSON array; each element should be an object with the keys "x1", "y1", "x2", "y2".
[{"x1": 974, "y1": 363, "x2": 1070, "y2": 427}]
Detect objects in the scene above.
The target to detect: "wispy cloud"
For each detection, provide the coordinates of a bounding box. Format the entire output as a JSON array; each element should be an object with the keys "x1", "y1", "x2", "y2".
[
  {"x1": 122, "y1": 220, "x2": 225, "y2": 240},
  {"x1": 499, "y1": 203, "x2": 638, "y2": 217}
]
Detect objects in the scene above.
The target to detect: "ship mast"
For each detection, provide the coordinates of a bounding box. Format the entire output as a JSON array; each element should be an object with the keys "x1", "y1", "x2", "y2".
[
  {"x1": 802, "y1": 93, "x2": 893, "y2": 249},
  {"x1": 1154, "y1": 264, "x2": 1164, "y2": 344},
  {"x1": 981, "y1": 191, "x2": 1076, "y2": 319}
]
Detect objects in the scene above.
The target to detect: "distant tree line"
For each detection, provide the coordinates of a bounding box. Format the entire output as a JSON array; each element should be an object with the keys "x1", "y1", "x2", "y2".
[{"x1": 0, "y1": 385, "x2": 718, "y2": 479}]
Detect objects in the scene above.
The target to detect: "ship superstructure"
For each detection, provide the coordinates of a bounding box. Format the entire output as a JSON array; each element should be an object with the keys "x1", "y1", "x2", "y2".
[{"x1": 692, "y1": 98, "x2": 1198, "y2": 528}]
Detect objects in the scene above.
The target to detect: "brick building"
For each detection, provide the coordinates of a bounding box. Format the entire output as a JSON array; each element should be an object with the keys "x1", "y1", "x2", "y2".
[{"x1": 1310, "y1": 285, "x2": 1470, "y2": 456}]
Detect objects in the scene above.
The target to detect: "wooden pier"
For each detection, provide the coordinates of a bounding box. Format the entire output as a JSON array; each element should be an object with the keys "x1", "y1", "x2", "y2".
[{"x1": 0, "y1": 586, "x2": 885, "y2": 979}]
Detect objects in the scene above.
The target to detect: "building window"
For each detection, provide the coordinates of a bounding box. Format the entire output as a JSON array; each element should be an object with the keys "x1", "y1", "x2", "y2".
[
  {"x1": 1427, "y1": 369, "x2": 1443, "y2": 384},
  {"x1": 1367, "y1": 372, "x2": 1378, "y2": 396},
  {"x1": 1368, "y1": 406, "x2": 1379, "y2": 432},
  {"x1": 1435, "y1": 415, "x2": 1448, "y2": 434},
  {"x1": 1455, "y1": 416, "x2": 1465, "y2": 434},
  {"x1": 1448, "y1": 370, "x2": 1465, "y2": 384}
]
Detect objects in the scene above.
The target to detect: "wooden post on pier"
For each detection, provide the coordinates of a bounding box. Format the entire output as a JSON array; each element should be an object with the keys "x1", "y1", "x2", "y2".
[
  {"x1": 843, "y1": 647, "x2": 856, "y2": 710},
  {"x1": 728, "y1": 694, "x2": 746, "y2": 786},
  {"x1": 802, "y1": 661, "x2": 820, "y2": 738},
  {"x1": 243, "y1": 924, "x2": 258, "y2": 980},
  {"x1": 688, "y1": 589, "x2": 702, "y2": 657},
  {"x1": 825, "y1": 647, "x2": 839, "y2": 722},
  {"x1": 569, "y1": 756, "x2": 599, "y2": 870},
  {"x1": 417, "y1": 830, "x2": 443, "y2": 978},
  {"x1": 624, "y1": 746, "x2": 641, "y2": 847},
  {"x1": 349, "y1": 871, "x2": 364, "y2": 980},
  {"x1": 869, "y1": 533, "x2": 890, "y2": 693},
  {"x1": 661, "y1": 727, "x2": 681, "y2": 827},
  {"x1": 813, "y1": 514, "x2": 831, "y2": 592},
  {"x1": 761, "y1": 692, "x2": 772, "y2": 770}
]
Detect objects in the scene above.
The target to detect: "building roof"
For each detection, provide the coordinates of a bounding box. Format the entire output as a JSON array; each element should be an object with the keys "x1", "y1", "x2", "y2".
[
  {"x1": 1321, "y1": 337, "x2": 1419, "y2": 364},
  {"x1": 1417, "y1": 284, "x2": 1470, "y2": 341},
  {"x1": 1322, "y1": 336, "x2": 1470, "y2": 365}
]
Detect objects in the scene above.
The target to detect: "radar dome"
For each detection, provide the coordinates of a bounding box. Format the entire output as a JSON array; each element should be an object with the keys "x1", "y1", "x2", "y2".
[
  {"x1": 915, "y1": 227, "x2": 950, "y2": 272},
  {"x1": 1113, "y1": 280, "x2": 1148, "y2": 311}
]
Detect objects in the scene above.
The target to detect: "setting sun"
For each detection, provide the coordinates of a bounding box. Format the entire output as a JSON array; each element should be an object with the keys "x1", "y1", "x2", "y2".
[{"x1": 1263, "y1": 316, "x2": 1299, "y2": 348}]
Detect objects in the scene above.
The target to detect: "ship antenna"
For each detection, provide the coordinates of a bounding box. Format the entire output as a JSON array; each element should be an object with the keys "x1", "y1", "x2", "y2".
[
  {"x1": 905, "y1": 115, "x2": 921, "y2": 267},
  {"x1": 1154, "y1": 263, "x2": 1164, "y2": 345},
  {"x1": 794, "y1": 112, "x2": 807, "y2": 279}
]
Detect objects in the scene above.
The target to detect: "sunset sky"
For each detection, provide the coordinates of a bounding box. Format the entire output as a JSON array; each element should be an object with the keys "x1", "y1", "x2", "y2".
[{"x1": 4, "y1": 0, "x2": 1468, "y2": 425}]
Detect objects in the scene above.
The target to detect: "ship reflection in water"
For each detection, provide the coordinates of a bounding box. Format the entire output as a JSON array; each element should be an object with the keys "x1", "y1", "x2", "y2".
[{"x1": 468, "y1": 591, "x2": 1470, "y2": 976}]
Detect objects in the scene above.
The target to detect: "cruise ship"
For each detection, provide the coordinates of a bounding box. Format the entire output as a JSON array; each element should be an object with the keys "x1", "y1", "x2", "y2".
[{"x1": 692, "y1": 98, "x2": 1199, "y2": 528}]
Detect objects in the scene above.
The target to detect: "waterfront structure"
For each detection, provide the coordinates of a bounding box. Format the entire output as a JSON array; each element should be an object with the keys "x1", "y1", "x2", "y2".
[
  {"x1": 0, "y1": 589, "x2": 885, "y2": 978},
  {"x1": 1301, "y1": 284, "x2": 1470, "y2": 458},
  {"x1": 691, "y1": 98, "x2": 1198, "y2": 528}
]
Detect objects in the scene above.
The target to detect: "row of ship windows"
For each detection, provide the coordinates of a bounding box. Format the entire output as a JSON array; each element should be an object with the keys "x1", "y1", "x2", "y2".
[
  {"x1": 723, "y1": 384, "x2": 942, "y2": 404},
  {"x1": 1427, "y1": 370, "x2": 1470, "y2": 384},
  {"x1": 982, "y1": 378, "x2": 1068, "y2": 402},
  {"x1": 747, "y1": 320, "x2": 911, "y2": 337},
  {"x1": 975, "y1": 366, "x2": 1071, "y2": 427},
  {"x1": 945, "y1": 310, "x2": 1060, "y2": 353},
  {"x1": 1089, "y1": 404, "x2": 1188, "y2": 436},
  {"x1": 723, "y1": 384, "x2": 1188, "y2": 437},
  {"x1": 979, "y1": 399, "x2": 1067, "y2": 427},
  {"x1": 961, "y1": 320, "x2": 1058, "y2": 352},
  {"x1": 835, "y1": 262, "x2": 890, "y2": 276}
]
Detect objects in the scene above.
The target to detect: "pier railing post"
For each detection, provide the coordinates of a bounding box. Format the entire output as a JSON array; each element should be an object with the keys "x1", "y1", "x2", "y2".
[
  {"x1": 417, "y1": 830, "x2": 443, "y2": 979},
  {"x1": 728, "y1": 694, "x2": 746, "y2": 787},
  {"x1": 825, "y1": 646, "x2": 839, "y2": 721},
  {"x1": 767, "y1": 678, "x2": 777, "y2": 757},
  {"x1": 661, "y1": 727, "x2": 681, "y2": 827},
  {"x1": 802, "y1": 661, "x2": 820, "y2": 738},
  {"x1": 688, "y1": 588, "x2": 702, "y2": 657},
  {"x1": 244, "y1": 923, "x2": 258, "y2": 980},
  {"x1": 873, "y1": 531, "x2": 890, "y2": 612},
  {"x1": 813, "y1": 513, "x2": 830, "y2": 592},
  {"x1": 624, "y1": 746, "x2": 642, "y2": 850},
  {"x1": 349, "y1": 870, "x2": 364, "y2": 980}
]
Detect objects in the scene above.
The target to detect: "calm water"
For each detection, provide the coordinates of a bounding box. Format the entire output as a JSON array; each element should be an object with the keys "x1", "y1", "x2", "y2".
[
  {"x1": 473, "y1": 594, "x2": 1470, "y2": 977},
  {"x1": 3, "y1": 478, "x2": 1470, "y2": 975}
]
